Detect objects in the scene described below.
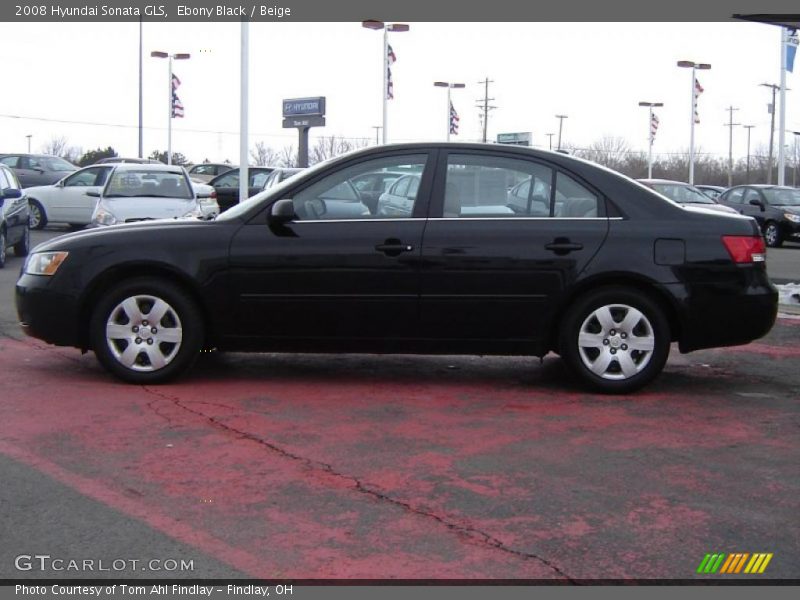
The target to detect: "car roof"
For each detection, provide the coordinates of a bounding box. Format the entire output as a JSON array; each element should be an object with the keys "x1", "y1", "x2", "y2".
[
  {"x1": 109, "y1": 163, "x2": 187, "y2": 172},
  {"x1": 637, "y1": 179, "x2": 692, "y2": 186}
]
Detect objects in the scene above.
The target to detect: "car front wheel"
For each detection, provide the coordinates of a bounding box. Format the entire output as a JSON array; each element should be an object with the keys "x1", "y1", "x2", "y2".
[
  {"x1": 560, "y1": 287, "x2": 670, "y2": 393},
  {"x1": 763, "y1": 221, "x2": 782, "y2": 248},
  {"x1": 89, "y1": 278, "x2": 204, "y2": 383}
]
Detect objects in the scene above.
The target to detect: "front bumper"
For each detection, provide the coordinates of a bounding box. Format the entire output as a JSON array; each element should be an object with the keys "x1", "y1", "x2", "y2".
[{"x1": 16, "y1": 274, "x2": 83, "y2": 348}]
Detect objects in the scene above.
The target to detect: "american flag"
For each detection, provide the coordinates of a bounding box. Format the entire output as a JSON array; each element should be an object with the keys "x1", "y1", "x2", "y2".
[
  {"x1": 650, "y1": 112, "x2": 659, "y2": 141},
  {"x1": 171, "y1": 73, "x2": 184, "y2": 118},
  {"x1": 386, "y1": 44, "x2": 396, "y2": 100},
  {"x1": 693, "y1": 78, "x2": 704, "y2": 124},
  {"x1": 449, "y1": 101, "x2": 459, "y2": 135}
]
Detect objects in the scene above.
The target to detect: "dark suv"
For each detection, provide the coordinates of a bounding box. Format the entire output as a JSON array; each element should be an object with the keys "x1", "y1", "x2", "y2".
[{"x1": 717, "y1": 185, "x2": 800, "y2": 247}]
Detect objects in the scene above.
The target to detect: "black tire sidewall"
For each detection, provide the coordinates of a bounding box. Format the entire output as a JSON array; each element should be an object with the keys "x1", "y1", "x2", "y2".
[
  {"x1": 29, "y1": 200, "x2": 47, "y2": 230},
  {"x1": 89, "y1": 277, "x2": 204, "y2": 384},
  {"x1": 560, "y1": 287, "x2": 670, "y2": 394}
]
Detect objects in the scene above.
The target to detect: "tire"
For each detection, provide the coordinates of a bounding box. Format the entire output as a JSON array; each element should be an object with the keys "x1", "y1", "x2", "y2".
[
  {"x1": 763, "y1": 221, "x2": 782, "y2": 248},
  {"x1": 28, "y1": 199, "x2": 47, "y2": 230},
  {"x1": 559, "y1": 286, "x2": 670, "y2": 393},
  {"x1": 89, "y1": 277, "x2": 204, "y2": 384},
  {"x1": 0, "y1": 228, "x2": 6, "y2": 269},
  {"x1": 13, "y1": 226, "x2": 30, "y2": 257}
]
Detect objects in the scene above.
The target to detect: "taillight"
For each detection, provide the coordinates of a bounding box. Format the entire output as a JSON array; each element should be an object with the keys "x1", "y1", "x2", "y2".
[{"x1": 722, "y1": 235, "x2": 766, "y2": 264}]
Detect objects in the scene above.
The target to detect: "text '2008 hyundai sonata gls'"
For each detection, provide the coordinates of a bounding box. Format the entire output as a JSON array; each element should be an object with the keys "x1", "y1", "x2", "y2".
[{"x1": 16, "y1": 143, "x2": 778, "y2": 393}]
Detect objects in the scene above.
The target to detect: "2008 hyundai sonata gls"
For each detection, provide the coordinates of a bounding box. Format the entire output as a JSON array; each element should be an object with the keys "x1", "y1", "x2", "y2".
[{"x1": 16, "y1": 143, "x2": 778, "y2": 393}]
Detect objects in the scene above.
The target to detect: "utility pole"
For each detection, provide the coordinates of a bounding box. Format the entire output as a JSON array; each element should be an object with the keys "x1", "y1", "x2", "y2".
[
  {"x1": 724, "y1": 106, "x2": 740, "y2": 187},
  {"x1": 743, "y1": 125, "x2": 755, "y2": 184},
  {"x1": 476, "y1": 77, "x2": 495, "y2": 143},
  {"x1": 555, "y1": 115, "x2": 568, "y2": 151},
  {"x1": 371, "y1": 126, "x2": 382, "y2": 145},
  {"x1": 546, "y1": 133, "x2": 555, "y2": 150},
  {"x1": 760, "y1": 83, "x2": 779, "y2": 184}
]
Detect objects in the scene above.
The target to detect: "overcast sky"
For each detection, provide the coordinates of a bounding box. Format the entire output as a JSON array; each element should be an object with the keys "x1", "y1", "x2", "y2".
[{"x1": 0, "y1": 21, "x2": 797, "y2": 163}]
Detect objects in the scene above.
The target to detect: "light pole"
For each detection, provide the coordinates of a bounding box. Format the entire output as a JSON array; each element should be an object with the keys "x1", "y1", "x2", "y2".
[
  {"x1": 677, "y1": 60, "x2": 711, "y2": 185},
  {"x1": 434, "y1": 81, "x2": 465, "y2": 141},
  {"x1": 793, "y1": 131, "x2": 800, "y2": 187},
  {"x1": 638, "y1": 101, "x2": 663, "y2": 179},
  {"x1": 362, "y1": 20, "x2": 409, "y2": 145},
  {"x1": 760, "y1": 83, "x2": 780, "y2": 184},
  {"x1": 555, "y1": 115, "x2": 568, "y2": 150},
  {"x1": 743, "y1": 125, "x2": 755, "y2": 184},
  {"x1": 151, "y1": 50, "x2": 191, "y2": 164},
  {"x1": 25, "y1": 135, "x2": 32, "y2": 153},
  {"x1": 546, "y1": 133, "x2": 555, "y2": 150},
  {"x1": 371, "y1": 126, "x2": 382, "y2": 145}
]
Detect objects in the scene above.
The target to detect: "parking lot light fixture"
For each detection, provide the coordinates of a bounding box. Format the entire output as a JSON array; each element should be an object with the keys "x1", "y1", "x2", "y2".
[
  {"x1": 434, "y1": 82, "x2": 465, "y2": 141},
  {"x1": 677, "y1": 60, "x2": 711, "y2": 185},
  {"x1": 362, "y1": 20, "x2": 409, "y2": 144},
  {"x1": 151, "y1": 51, "x2": 191, "y2": 164}
]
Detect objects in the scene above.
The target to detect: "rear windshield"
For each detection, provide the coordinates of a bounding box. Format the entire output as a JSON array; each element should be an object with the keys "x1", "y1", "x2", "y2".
[{"x1": 104, "y1": 170, "x2": 193, "y2": 199}]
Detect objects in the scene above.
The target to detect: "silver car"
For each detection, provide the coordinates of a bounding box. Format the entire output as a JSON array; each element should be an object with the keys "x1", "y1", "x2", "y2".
[{"x1": 89, "y1": 164, "x2": 219, "y2": 227}]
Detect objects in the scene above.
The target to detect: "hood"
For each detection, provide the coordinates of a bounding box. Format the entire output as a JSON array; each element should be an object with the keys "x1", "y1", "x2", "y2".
[{"x1": 101, "y1": 196, "x2": 197, "y2": 221}]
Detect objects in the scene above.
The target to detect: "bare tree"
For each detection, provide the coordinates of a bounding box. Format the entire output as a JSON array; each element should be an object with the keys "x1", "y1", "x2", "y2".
[
  {"x1": 39, "y1": 135, "x2": 81, "y2": 163},
  {"x1": 309, "y1": 135, "x2": 368, "y2": 165},
  {"x1": 250, "y1": 141, "x2": 278, "y2": 166},
  {"x1": 278, "y1": 145, "x2": 297, "y2": 168},
  {"x1": 572, "y1": 136, "x2": 632, "y2": 172}
]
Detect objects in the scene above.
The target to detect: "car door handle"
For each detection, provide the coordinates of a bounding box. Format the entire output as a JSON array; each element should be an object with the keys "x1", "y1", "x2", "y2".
[
  {"x1": 545, "y1": 240, "x2": 584, "y2": 254},
  {"x1": 375, "y1": 241, "x2": 414, "y2": 256}
]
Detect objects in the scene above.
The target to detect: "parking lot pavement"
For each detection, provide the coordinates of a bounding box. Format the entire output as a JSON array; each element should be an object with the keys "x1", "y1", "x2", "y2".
[{"x1": 0, "y1": 319, "x2": 798, "y2": 580}]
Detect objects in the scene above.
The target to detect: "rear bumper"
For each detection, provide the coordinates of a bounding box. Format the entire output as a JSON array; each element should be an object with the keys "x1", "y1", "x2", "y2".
[{"x1": 666, "y1": 276, "x2": 778, "y2": 353}]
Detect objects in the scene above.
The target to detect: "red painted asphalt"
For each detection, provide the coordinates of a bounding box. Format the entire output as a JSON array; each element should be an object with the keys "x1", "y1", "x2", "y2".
[{"x1": 1, "y1": 319, "x2": 798, "y2": 580}]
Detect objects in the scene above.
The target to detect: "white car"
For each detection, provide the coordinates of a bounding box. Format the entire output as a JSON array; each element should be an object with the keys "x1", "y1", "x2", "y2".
[
  {"x1": 88, "y1": 164, "x2": 219, "y2": 227},
  {"x1": 25, "y1": 164, "x2": 114, "y2": 229}
]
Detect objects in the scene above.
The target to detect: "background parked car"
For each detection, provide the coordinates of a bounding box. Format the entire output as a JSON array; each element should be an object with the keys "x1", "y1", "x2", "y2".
[
  {"x1": 187, "y1": 163, "x2": 236, "y2": 183},
  {"x1": 207, "y1": 167, "x2": 274, "y2": 212},
  {"x1": 88, "y1": 164, "x2": 219, "y2": 227},
  {"x1": 716, "y1": 184, "x2": 800, "y2": 247},
  {"x1": 261, "y1": 167, "x2": 303, "y2": 191},
  {"x1": 349, "y1": 170, "x2": 406, "y2": 214},
  {"x1": 94, "y1": 157, "x2": 164, "y2": 165},
  {"x1": 637, "y1": 179, "x2": 738, "y2": 214},
  {"x1": 695, "y1": 184, "x2": 726, "y2": 200},
  {"x1": 0, "y1": 164, "x2": 30, "y2": 268},
  {"x1": 0, "y1": 154, "x2": 77, "y2": 187},
  {"x1": 25, "y1": 164, "x2": 113, "y2": 229}
]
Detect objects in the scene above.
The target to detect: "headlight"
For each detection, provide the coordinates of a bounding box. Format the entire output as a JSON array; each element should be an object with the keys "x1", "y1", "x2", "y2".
[
  {"x1": 24, "y1": 251, "x2": 69, "y2": 276},
  {"x1": 182, "y1": 206, "x2": 203, "y2": 219},
  {"x1": 92, "y1": 205, "x2": 118, "y2": 226},
  {"x1": 784, "y1": 213, "x2": 800, "y2": 223}
]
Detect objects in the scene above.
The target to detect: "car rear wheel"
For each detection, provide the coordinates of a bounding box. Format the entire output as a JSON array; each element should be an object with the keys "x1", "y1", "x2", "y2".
[
  {"x1": 763, "y1": 221, "x2": 782, "y2": 248},
  {"x1": 28, "y1": 200, "x2": 47, "y2": 230},
  {"x1": 0, "y1": 228, "x2": 6, "y2": 268},
  {"x1": 90, "y1": 278, "x2": 204, "y2": 383},
  {"x1": 560, "y1": 287, "x2": 670, "y2": 393},
  {"x1": 13, "y1": 226, "x2": 30, "y2": 257}
]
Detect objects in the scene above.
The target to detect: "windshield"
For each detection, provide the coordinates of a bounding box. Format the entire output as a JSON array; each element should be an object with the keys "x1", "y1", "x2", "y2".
[
  {"x1": 762, "y1": 188, "x2": 800, "y2": 206},
  {"x1": 104, "y1": 169, "x2": 193, "y2": 199},
  {"x1": 651, "y1": 183, "x2": 715, "y2": 204},
  {"x1": 43, "y1": 157, "x2": 77, "y2": 171}
]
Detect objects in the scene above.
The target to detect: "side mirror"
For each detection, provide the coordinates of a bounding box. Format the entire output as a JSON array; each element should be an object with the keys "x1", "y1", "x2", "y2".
[
  {"x1": 1, "y1": 188, "x2": 23, "y2": 200},
  {"x1": 269, "y1": 198, "x2": 296, "y2": 224},
  {"x1": 748, "y1": 198, "x2": 764, "y2": 210},
  {"x1": 86, "y1": 190, "x2": 101, "y2": 198}
]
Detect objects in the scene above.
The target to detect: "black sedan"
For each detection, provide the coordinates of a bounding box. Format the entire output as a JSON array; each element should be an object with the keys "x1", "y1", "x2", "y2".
[
  {"x1": 16, "y1": 143, "x2": 777, "y2": 393},
  {"x1": 207, "y1": 167, "x2": 274, "y2": 213},
  {"x1": 716, "y1": 184, "x2": 800, "y2": 247}
]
